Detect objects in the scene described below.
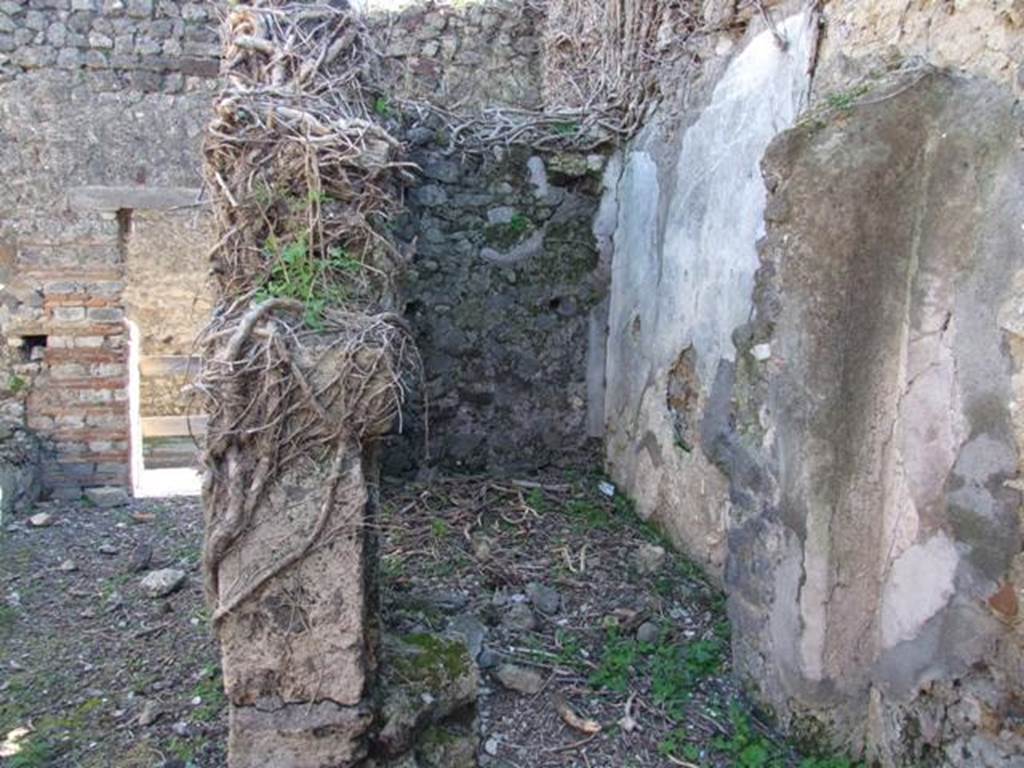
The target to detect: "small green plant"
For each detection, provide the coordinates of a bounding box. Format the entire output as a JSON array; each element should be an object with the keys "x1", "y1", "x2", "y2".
[
  {"x1": 658, "y1": 730, "x2": 703, "y2": 763},
  {"x1": 0, "y1": 604, "x2": 17, "y2": 632},
  {"x1": 713, "y1": 705, "x2": 784, "y2": 768},
  {"x1": 430, "y1": 518, "x2": 449, "y2": 539},
  {"x1": 508, "y1": 213, "x2": 530, "y2": 235},
  {"x1": 553, "y1": 629, "x2": 587, "y2": 671},
  {"x1": 825, "y1": 83, "x2": 870, "y2": 112},
  {"x1": 589, "y1": 628, "x2": 645, "y2": 692},
  {"x1": 6, "y1": 375, "x2": 25, "y2": 395},
  {"x1": 373, "y1": 95, "x2": 392, "y2": 118},
  {"x1": 553, "y1": 121, "x2": 579, "y2": 136},
  {"x1": 256, "y1": 235, "x2": 362, "y2": 327},
  {"x1": 4, "y1": 735, "x2": 57, "y2": 768},
  {"x1": 565, "y1": 499, "x2": 610, "y2": 529},
  {"x1": 525, "y1": 487, "x2": 546, "y2": 514},
  {"x1": 192, "y1": 667, "x2": 227, "y2": 723}
]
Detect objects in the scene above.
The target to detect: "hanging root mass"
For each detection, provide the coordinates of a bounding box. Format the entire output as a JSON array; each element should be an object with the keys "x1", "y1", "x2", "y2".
[{"x1": 198, "y1": 1, "x2": 418, "y2": 619}]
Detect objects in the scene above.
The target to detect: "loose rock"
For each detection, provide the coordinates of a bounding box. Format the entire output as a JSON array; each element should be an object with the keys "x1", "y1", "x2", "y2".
[
  {"x1": 493, "y1": 664, "x2": 543, "y2": 695},
  {"x1": 140, "y1": 568, "x2": 186, "y2": 598},
  {"x1": 449, "y1": 614, "x2": 486, "y2": 661},
  {"x1": 128, "y1": 543, "x2": 153, "y2": 573},
  {"x1": 58, "y1": 559, "x2": 78, "y2": 572},
  {"x1": 84, "y1": 487, "x2": 130, "y2": 508},
  {"x1": 636, "y1": 620, "x2": 660, "y2": 644},
  {"x1": 526, "y1": 581, "x2": 561, "y2": 615},
  {"x1": 28, "y1": 513, "x2": 53, "y2": 528},
  {"x1": 137, "y1": 699, "x2": 163, "y2": 727},
  {"x1": 501, "y1": 603, "x2": 536, "y2": 632}
]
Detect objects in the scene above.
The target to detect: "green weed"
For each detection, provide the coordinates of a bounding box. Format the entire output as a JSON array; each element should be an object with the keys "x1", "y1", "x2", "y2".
[
  {"x1": 3, "y1": 735, "x2": 57, "y2": 768},
  {"x1": 525, "y1": 487, "x2": 546, "y2": 514},
  {"x1": 589, "y1": 629, "x2": 647, "y2": 692},
  {"x1": 565, "y1": 499, "x2": 610, "y2": 529},
  {"x1": 824, "y1": 84, "x2": 870, "y2": 112},
  {"x1": 373, "y1": 95, "x2": 392, "y2": 118},
  {"x1": 0, "y1": 604, "x2": 17, "y2": 633},
  {"x1": 255, "y1": 235, "x2": 363, "y2": 327},
  {"x1": 192, "y1": 667, "x2": 227, "y2": 723}
]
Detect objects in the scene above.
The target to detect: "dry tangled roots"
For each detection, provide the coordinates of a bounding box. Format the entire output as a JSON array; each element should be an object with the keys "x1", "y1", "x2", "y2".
[
  {"x1": 198, "y1": 2, "x2": 417, "y2": 624},
  {"x1": 197, "y1": 302, "x2": 416, "y2": 620}
]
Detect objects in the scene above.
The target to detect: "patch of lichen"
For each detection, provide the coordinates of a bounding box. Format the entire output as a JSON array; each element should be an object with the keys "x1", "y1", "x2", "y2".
[{"x1": 391, "y1": 633, "x2": 470, "y2": 690}]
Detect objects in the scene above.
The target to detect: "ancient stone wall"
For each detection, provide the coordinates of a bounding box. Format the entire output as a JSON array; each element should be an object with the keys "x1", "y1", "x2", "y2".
[
  {"x1": 369, "y1": 0, "x2": 607, "y2": 474},
  {"x1": 0, "y1": 0, "x2": 218, "y2": 497}
]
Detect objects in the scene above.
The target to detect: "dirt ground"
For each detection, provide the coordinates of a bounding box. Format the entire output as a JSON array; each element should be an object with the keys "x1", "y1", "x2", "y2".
[{"x1": 0, "y1": 470, "x2": 856, "y2": 767}]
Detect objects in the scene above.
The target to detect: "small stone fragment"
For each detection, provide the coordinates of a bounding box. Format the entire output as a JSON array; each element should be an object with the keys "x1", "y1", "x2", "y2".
[
  {"x1": 632, "y1": 542, "x2": 666, "y2": 575},
  {"x1": 483, "y1": 735, "x2": 500, "y2": 755},
  {"x1": 526, "y1": 582, "x2": 561, "y2": 615},
  {"x1": 97, "y1": 543, "x2": 118, "y2": 556},
  {"x1": 493, "y1": 664, "x2": 543, "y2": 695},
  {"x1": 501, "y1": 603, "x2": 536, "y2": 632},
  {"x1": 140, "y1": 568, "x2": 186, "y2": 598},
  {"x1": 137, "y1": 699, "x2": 163, "y2": 726},
  {"x1": 28, "y1": 513, "x2": 53, "y2": 528},
  {"x1": 128, "y1": 543, "x2": 153, "y2": 573},
  {"x1": 58, "y1": 559, "x2": 78, "y2": 572}
]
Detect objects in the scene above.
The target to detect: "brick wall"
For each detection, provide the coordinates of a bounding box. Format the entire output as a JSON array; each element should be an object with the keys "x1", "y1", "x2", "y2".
[{"x1": 0, "y1": 0, "x2": 220, "y2": 498}]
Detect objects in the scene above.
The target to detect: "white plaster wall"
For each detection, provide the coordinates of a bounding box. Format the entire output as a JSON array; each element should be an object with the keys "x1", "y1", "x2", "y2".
[{"x1": 603, "y1": 12, "x2": 816, "y2": 572}]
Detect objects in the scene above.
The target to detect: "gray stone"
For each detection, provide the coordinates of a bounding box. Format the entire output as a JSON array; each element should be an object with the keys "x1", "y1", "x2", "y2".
[
  {"x1": 140, "y1": 568, "x2": 185, "y2": 598},
  {"x1": 84, "y1": 486, "x2": 129, "y2": 508},
  {"x1": 493, "y1": 664, "x2": 543, "y2": 695},
  {"x1": 449, "y1": 614, "x2": 486, "y2": 661},
  {"x1": 525, "y1": 582, "x2": 561, "y2": 615},
  {"x1": 421, "y1": 159, "x2": 460, "y2": 184},
  {"x1": 486, "y1": 206, "x2": 516, "y2": 225},
  {"x1": 411, "y1": 183, "x2": 448, "y2": 207},
  {"x1": 636, "y1": 621, "x2": 660, "y2": 644},
  {"x1": 501, "y1": 603, "x2": 536, "y2": 632},
  {"x1": 58, "y1": 559, "x2": 77, "y2": 572},
  {"x1": 128, "y1": 542, "x2": 152, "y2": 573},
  {"x1": 375, "y1": 633, "x2": 478, "y2": 758},
  {"x1": 477, "y1": 648, "x2": 502, "y2": 670}
]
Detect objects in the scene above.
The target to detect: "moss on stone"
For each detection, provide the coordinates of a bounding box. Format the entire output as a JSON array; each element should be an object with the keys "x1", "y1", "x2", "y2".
[
  {"x1": 483, "y1": 213, "x2": 533, "y2": 249},
  {"x1": 392, "y1": 632, "x2": 470, "y2": 690}
]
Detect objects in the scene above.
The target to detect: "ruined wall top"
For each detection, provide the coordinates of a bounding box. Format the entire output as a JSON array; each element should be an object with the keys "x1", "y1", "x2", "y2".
[{"x1": 0, "y1": 0, "x2": 221, "y2": 89}]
